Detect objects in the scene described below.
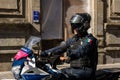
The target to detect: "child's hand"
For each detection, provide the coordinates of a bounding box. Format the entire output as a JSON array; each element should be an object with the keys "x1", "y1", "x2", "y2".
[
  {"x1": 24, "y1": 61, "x2": 28, "y2": 66},
  {"x1": 27, "y1": 57, "x2": 31, "y2": 61}
]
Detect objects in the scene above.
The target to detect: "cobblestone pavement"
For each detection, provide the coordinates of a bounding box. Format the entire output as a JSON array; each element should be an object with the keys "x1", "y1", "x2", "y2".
[
  {"x1": 0, "y1": 63, "x2": 120, "y2": 80},
  {"x1": 0, "y1": 71, "x2": 15, "y2": 80}
]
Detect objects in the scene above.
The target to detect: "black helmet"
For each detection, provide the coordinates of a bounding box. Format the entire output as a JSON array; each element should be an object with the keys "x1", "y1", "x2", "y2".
[{"x1": 70, "y1": 13, "x2": 91, "y2": 34}]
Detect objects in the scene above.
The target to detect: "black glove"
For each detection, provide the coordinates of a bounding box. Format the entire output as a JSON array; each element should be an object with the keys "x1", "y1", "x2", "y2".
[{"x1": 40, "y1": 51, "x2": 51, "y2": 57}]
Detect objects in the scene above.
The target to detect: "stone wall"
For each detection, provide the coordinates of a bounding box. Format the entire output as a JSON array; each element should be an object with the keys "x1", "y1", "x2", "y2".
[
  {"x1": 94, "y1": 0, "x2": 120, "y2": 64},
  {"x1": 0, "y1": 0, "x2": 120, "y2": 71},
  {"x1": 0, "y1": 0, "x2": 40, "y2": 71}
]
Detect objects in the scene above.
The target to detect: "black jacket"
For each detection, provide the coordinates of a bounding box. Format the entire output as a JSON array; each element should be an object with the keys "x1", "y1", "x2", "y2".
[{"x1": 43, "y1": 33, "x2": 98, "y2": 71}]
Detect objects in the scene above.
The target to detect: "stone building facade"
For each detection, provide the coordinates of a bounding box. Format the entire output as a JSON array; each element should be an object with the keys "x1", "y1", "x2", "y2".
[
  {"x1": 0, "y1": 0, "x2": 41, "y2": 71},
  {"x1": 0, "y1": 0, "x2": 120, "y2": 71},
  {"x1": 63, "y1": 0, "x2": 120, "y2": 64}
]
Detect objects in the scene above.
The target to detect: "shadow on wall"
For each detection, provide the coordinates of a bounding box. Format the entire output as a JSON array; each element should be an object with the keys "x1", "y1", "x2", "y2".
[
  {"x1": 0, "y1": 23, "x2": 40, "y2": 71},
  {"x1": 63, "y1": 0, "x2": 71, "y2": 38},
  {"x1": 64, "y1": 0, "x2": 91, "y2": 38}
]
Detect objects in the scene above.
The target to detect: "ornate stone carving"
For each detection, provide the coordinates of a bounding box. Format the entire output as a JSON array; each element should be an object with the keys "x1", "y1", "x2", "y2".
[
  {"x1": 109, "y1": 0, "x2": 120, "y2": 19},
  {"x1": 0, "y1": 0, "x2": 25, "y2": 17}
]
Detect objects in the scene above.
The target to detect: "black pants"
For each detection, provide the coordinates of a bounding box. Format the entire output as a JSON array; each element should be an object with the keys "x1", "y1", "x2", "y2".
[{"x1": 60, "y1": 67, "x2": 94, "y2": 80}]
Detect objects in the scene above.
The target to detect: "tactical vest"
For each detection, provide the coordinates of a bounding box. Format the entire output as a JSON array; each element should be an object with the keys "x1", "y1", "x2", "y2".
[{"x1": 68, "y1": 37, "x2": 91, "y2": 68}]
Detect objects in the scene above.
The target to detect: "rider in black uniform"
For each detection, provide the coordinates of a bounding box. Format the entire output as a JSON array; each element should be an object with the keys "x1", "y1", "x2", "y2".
[{"x1": 40, "y1": 13, "x2": 98, "y2": 80}]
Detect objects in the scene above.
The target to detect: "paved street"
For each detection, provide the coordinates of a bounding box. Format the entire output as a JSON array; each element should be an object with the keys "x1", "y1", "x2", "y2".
[
  {"x1": 0, "y1": 71, "x2": 15, "y2": 80},
  {"x1": 0, "y1": 63, "x2": 120, "y2": 80}
]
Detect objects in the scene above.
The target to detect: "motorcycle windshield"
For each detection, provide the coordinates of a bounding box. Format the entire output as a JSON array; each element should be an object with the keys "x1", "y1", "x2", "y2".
[{"x1": 24, "y1": 36, "x2": 41, "y2": 49}]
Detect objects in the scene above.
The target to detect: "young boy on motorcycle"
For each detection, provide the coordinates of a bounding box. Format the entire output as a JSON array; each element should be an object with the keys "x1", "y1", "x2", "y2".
[
  {"x1": 11, "y1": 47, "x2": 34, "y2": 80},
  {"x1": 40, "y1": 13, "x2": 98, "y2": 80}
]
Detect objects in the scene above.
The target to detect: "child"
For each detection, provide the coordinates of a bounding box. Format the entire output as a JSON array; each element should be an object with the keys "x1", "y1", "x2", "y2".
[{"x1": 11, "y1": 47, "x2": 33, "y2": 80}]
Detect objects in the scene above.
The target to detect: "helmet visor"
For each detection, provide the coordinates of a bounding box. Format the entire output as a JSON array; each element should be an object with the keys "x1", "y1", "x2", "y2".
[
  {"x1": 70, "y1": 15, "x2": 84, "y2": 24},
  {"x1": 71, "y1": 23, "x2": 82, "y2": 33}
]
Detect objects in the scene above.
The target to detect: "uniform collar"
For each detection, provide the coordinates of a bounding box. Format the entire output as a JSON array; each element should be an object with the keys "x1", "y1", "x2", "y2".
[{"x1": 75, "y1": 32, "x2": 88, "y2": 38}]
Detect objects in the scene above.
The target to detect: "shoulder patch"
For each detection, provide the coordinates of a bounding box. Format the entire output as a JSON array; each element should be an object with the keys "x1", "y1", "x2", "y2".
[{"x1": 86, "y1": 38, "x2": 92, "y2": 44}]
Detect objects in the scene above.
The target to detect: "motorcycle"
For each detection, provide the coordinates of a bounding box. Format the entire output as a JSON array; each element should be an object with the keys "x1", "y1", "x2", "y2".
[
  {"x1": 12, "y1": 36, "x2": 120, "y2": 80},
  {"x1": 23, "y1": 58, "x2": 120, "y2": 80}
]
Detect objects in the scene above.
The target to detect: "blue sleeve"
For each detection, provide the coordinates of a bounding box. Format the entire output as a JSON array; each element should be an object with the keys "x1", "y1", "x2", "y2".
[
  {"x1": 43, "y1": 38, "x2": 73, "y2": 55},
  {"x1": 12, "y1": 58, "x2": 27, "y2": 67}
]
